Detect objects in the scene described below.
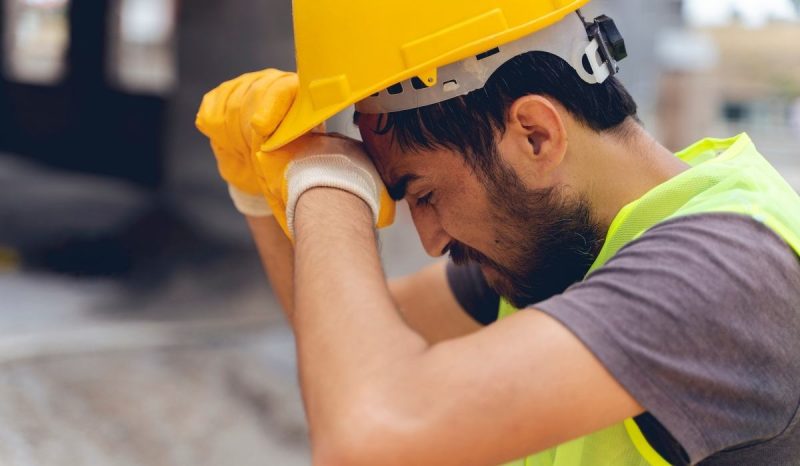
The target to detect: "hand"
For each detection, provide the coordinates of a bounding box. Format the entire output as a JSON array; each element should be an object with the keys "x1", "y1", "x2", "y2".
[
  {"x1": 195, "y1": 69, "x2": 298, "y2": 216},
  {"x1": 254, "y1": 133, "x2": 396, "y2": 239}
]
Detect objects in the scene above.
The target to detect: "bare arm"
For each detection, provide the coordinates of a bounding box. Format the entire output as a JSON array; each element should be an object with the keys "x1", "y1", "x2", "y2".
[
  {"x1": 247, "y1": 216, "x2": 295, "y2": 318},
  {"x1": 389, "y1": 261, "x2": 482, "y2": 342},
  {"x1": 292, "y1": 189, "x2": 643, "y2": 466},
  {"x1": 246, "y1": 216, "x2": 481, "y2": 341}
]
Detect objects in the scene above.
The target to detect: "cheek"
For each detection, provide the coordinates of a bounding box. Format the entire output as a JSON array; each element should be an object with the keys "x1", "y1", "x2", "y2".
[
  {"x1": 440, "y1": 196, "x2": 500, "y2": 249},
  {"x1": 468, "y1": 201, "x2": 527, "y2": 267},
  {"x1": 407, "y1": 203, "x2": 426, "y2": 232}
]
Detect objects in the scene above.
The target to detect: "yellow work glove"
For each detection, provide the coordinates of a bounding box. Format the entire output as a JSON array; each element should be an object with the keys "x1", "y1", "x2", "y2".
[
  {"x1": 195, "y1": 69, "x2": 298, "y2": 217},
  {"x1": 254, "y1": 133, "x2": 396, "y2": 240}
]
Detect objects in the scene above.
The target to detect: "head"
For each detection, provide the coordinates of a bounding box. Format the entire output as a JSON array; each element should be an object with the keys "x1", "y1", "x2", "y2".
[{"x1": 358, "y1": 51, "x2": 639, "y2": 308}]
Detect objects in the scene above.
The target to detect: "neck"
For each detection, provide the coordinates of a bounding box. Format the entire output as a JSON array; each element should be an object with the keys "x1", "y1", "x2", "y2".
[{"x1": 575, "y1": 121, "x2": 690, "y2": 232}]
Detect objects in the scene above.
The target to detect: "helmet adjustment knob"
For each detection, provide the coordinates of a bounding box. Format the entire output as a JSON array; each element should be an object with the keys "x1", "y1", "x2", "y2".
[
  {"x1": 596, "y1": 15, "x2": 627, "y2": 61},
  {"x1": 583, "y1": 13, "x2": 627, "y2": 76}
]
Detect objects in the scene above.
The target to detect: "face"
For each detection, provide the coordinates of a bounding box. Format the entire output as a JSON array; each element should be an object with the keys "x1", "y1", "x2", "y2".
[{"x1": 359, "y1": 114, "x2": 604, "y2": 308}]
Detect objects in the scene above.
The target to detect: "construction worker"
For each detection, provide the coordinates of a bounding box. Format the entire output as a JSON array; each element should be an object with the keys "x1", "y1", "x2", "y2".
[{"x1": 196, "y1": 1, "x2": 800, "y2": 465}]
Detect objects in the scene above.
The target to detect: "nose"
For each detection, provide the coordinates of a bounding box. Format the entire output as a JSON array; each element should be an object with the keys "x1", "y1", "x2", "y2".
[{"x1": 409, "y1": 204, "x2": 453, "y2": 257}]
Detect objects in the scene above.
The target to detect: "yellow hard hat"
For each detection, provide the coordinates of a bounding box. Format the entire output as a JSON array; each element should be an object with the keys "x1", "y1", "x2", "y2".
[{"x1": 262, "y1": 0, "x2": 595, "y2": 152}]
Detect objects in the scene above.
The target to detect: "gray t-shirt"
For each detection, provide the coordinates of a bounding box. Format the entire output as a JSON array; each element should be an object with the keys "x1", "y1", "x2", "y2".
[{"x1": 446, "y1": 213, "x2": 800, "y2": 465}]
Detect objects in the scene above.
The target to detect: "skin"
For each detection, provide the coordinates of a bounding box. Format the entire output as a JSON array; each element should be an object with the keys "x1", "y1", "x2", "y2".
[
  {"x1": 246, "y1": 215, "x2": 479, "y2": 343},
  {"x1": 247, "y1": 95, "x2": 689, "y2": 466}
]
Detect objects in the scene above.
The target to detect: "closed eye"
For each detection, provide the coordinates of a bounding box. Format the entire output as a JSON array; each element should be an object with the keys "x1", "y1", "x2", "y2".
[{"x1": 415, "y1": 192, "x2": 433, "y2": 207}]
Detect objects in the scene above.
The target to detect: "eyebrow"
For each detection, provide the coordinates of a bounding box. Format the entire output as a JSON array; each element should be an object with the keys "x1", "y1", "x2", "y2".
[{"x1": 387, "y1": 174, "x2": 420, "y2": 201}]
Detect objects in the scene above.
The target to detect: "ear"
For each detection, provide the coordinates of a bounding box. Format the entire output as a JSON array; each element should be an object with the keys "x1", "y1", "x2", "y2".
[{"x1": 502, "y1": 95, "x2": 568, "y2": 177}]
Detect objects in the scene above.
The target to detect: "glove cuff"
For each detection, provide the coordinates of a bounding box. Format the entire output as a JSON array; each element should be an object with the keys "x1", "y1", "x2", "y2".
[
  {"x1": 285, "y1": 154, "x2": 380, "y2": 238},
  {"x1": 228, "y1": 185, "x2": 273, "y2": 218}
]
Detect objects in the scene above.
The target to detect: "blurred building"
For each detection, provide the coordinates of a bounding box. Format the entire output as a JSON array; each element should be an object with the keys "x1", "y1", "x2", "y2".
[
  {"x1": 656, "y1": 0, "x2": 800, "y2": 150},
  {"x1": 0, "y1": 0, "x2": 298, "y2": 277},
  {"x1": 1, "y1": 0, "x2": 173, "y2": 186},
  {"x1": 708, "y1": 23, "x2": 800, "y2": 136}
]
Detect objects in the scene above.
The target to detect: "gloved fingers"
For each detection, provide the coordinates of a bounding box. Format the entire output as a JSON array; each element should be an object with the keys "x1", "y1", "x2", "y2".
[
  {"x1": 228, "y1": 69, "x2": 288, "y2": 147},
  {"x1": 241, "y1": 68, "x2": 286, "y2": 86},
  {"x1": 195, "y1": 96, "x2": 213, "y2": 138},
  {"x1": 250, "y1": 73, "x2": 299, "y2": 139},
  {"x1": 223, "y1": 77, "x2": 260, "y2": 154},
  {"x1": 196, "y1": 68, "x2": 286, "y2": 132},
  {"x1": 196, "y1": 75, "x2": 252, "y2": 150},
  {"x1": 212, "y1": 142, "x2": 255, "y2": 190},
  {"x1": 243, "y1": 72, "x2": 295, "y2": 153},
  {"x1": 196, "y1": 81, "x2": 236, "y2": 139}
]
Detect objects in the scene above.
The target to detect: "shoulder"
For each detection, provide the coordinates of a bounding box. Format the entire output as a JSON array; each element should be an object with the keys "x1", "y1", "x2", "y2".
[
  {"x1": 588, "y1": 212, "x2": 800, "y2": 307},
  {"x1": 543, "y1": 212, "x2": 800, "y2": 330},
  {"x1": 536, "y1": 213, "x2": 800, "y2": 463}
]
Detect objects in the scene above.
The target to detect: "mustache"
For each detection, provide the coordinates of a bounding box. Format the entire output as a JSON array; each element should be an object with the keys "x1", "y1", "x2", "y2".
[{"x1": 448, "y1": 241, "x2": 495, "y2": 268}]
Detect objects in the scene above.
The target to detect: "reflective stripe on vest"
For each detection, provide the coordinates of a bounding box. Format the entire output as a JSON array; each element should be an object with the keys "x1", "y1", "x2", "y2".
[{"x1": 498, "y1": 133, "x2": 800, "y2": 466}]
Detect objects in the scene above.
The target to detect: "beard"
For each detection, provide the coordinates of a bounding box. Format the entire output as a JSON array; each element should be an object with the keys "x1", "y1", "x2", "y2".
[{"x1": 449, "y1": 162, "x2": 604, "y2": 309}]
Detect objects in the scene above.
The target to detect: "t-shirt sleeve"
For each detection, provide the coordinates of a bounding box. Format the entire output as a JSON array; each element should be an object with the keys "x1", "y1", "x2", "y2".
[{"x1": 535, "y1": 213, "x2": 800, "y2": 464}]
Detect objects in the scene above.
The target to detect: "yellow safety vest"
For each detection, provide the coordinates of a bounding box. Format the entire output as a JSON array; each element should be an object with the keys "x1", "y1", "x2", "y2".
[{"x1": 498, "y1": 133, "x2": 800, "y2": 466}]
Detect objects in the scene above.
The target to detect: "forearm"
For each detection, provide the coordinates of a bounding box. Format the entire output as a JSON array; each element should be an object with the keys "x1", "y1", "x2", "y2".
[
  {"x1": 246, "y1": 215, "x2": 295, "y2": 321},
  {"x1": 245, "y1": 212, "x2": 473, "y2": 344},
  {"x1": 292, "y1": 189, "x2": 428, "y2": 450}
]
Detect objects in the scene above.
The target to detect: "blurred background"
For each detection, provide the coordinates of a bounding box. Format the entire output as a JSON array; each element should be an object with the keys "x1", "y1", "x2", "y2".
[{"x1": 0, "y1": 0, "x2": 798, "y2": 464}]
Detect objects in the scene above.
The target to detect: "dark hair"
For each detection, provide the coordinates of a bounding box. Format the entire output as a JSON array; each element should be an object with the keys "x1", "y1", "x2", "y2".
[{"x1": 359, "y1": 51, "x2": 639, "y2": 175}]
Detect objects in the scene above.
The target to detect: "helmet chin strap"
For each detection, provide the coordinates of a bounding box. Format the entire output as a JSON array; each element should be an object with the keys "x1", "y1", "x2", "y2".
[{"x1": 355, "y1": 11, "x2": 627, "y2": 115}]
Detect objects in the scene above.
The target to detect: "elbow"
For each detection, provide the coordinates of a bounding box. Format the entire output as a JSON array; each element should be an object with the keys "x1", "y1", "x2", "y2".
[
  {"x1": 310, "y1": 418, "x2": 392, "y2": 466},
  {"x1": 310, "y1": 385, "x2": 427, "y2": 466}
]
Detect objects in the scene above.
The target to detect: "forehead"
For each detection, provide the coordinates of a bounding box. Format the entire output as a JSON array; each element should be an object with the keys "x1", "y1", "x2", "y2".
[
  {"x1": 358, "y1": 114, "x2": 397, "y2": 157},
  {"x1": 357, "y1": 113, "x2": 464, "y2": 179},
  {"x1": 357, "y1": 113, "x2": 476, "y2": 194},
  {"x1": 357, "y1": 113, "x2": 419, "y2": 180}
]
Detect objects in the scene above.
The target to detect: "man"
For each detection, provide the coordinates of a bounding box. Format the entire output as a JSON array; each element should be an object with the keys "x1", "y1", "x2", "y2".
[{"x1": 196, "y1": 1, "x2": 800, "y2": 465}]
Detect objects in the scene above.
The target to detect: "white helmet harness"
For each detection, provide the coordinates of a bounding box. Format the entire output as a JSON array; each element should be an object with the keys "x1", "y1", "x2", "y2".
[{"x1": 355, "y1": 11, "x2": 627, "y2": 114}]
